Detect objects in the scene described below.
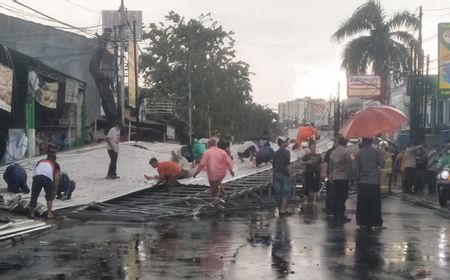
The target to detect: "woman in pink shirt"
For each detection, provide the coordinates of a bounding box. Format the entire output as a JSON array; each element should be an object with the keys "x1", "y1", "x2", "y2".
[{"x1": 193, "y1": 138, "x2": 234, "y2": 198}]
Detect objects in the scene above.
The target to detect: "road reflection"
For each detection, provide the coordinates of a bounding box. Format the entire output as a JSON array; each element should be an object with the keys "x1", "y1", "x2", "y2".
[{"x1": 271, "y1": 218, "x2": 292, "y2": 277}]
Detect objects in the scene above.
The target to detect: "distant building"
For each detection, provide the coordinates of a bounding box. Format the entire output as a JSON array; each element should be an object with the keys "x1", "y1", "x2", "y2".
[{"x1": 278, "y1": 97, "x2": 330, "y2": 127}]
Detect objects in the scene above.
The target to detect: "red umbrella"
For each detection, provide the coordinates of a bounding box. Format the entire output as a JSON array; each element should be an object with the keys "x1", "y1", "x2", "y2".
[{"x1": 339, "y1": 106, "x2": 408, "y2": 139}]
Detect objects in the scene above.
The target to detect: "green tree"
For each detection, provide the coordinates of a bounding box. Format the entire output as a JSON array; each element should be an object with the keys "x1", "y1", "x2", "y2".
[
  {"x1": 332, "y1": 0, "x2": 419, "y2": 103},
  {"x1": 141, "y1": 12, "x2": 275, "y2": 141}
]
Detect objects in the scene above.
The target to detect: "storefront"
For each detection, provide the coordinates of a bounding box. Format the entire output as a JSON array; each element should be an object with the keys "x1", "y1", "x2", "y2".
[{"x1": 0, "y1": 45, "x2": 86, "y2": 162}]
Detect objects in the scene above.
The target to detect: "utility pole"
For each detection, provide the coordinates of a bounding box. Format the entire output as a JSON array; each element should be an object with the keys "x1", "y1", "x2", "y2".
[
  {"x1": 133, "y1": 19, "x2": 139, "y2": 132},
  {"x1": 118, "y1": 0, "x2": 126, "y2": 123},
  {"x1": 188, "y1": 52, "x2": 193, "y2": 145},
  {"x1": 423, "y1": 54, "x2": 430, "y2": 138},
  {"x1": 334, "y1": 82, "x2": 341, "y2": 138},
  {"x1": 114, "y1": 26, "x2": 121, "y2": 123},
  {"x1": 417, "y1": 5, "x2": 423, "y2": 144}
]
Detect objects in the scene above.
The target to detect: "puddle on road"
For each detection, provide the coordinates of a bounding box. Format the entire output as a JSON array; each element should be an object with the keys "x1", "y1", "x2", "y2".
[{"x1": 0, "y1": 201, "x2": 449, "y2": 280}]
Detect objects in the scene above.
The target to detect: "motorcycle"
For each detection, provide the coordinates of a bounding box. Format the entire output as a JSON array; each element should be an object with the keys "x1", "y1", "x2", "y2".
[{"x1": 436, "y1": 167, "x2": 450, "y2": 207}]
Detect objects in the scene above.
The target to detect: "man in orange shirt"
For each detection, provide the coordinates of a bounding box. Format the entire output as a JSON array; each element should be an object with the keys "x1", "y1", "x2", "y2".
[{"x1": 145, "y1": 157, "x2": 182, "y2": 191}]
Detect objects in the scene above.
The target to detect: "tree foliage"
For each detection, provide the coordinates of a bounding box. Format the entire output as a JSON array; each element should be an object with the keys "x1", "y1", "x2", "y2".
[
  {"x1": 332, "y1": 0, "x2": 418, "y2": 78},
  {"x1": 141, "y1": 12, "x2": 275, "y2": 141}
]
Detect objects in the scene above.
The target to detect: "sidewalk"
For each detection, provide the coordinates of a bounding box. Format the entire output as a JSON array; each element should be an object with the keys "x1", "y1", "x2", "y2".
[{"x1": 390, "y1": 190, "x2": 450, "y2": 218}]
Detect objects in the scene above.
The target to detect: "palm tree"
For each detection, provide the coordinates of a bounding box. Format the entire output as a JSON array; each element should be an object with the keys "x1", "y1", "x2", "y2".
[{"x1": 332, "y1": 0, "x2": 419, "y2": 103}]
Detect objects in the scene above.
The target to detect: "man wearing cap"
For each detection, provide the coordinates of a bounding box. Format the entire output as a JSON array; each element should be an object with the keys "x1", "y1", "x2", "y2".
[
  {"x1": 193, "y1": 138, "x2": 234, "y2": 198},
  {"x1": 272, "y1": 136, "x2": 292, "y2": 215},
  {"x1": 145, "y1": 157, "x2": 182, "y2": 191}
]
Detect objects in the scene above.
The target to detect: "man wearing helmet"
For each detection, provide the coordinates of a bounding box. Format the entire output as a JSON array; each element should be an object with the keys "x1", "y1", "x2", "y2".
[{"x1": 437, "y1": 144, "x2": 450, "y2": 170}]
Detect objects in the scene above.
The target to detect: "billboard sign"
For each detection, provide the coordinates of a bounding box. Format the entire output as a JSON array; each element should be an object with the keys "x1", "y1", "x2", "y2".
[
  {"x1": 438, "y1": 23, "x2": 450, "y2": 95},
  {"x1": 128, "y1": 39, "x2": 138, "y2": 108},
  {"x1": 347, "y1": 75, "x2": 381, "y2": 97},
  {"x1": 102, "y1": 10, "x2": 142, "y2": 41},
  {"x1": 0, "y1": 63, "x2": 13, "y2": 112}
]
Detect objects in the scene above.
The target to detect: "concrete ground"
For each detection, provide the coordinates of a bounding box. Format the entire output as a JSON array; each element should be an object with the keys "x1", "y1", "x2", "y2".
[{"x1": 0, "y1": 195, "x2": 448, "y2": 280}]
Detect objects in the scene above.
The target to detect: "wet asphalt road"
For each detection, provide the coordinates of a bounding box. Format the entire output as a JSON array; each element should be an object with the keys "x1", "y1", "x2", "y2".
[{"x1": 0, "y1": 195, "x2": 449, "y2": 280}]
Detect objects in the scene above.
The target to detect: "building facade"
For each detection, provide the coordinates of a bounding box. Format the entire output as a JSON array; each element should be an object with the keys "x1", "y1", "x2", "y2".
[{"x1": 278, "y1": 97, "x2": 330, "y2": 127}]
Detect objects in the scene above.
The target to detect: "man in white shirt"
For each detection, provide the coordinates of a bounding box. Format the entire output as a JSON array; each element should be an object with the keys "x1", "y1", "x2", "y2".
[
  {"x1": 105, "y1": 122, "x2": 123, "y2": 179},
  {"x1": 29, "y1": 152, "x2": 61, "y2": 219},
  {"x1": 237, "y1": 138, "x2": 259, "y2": 162}
]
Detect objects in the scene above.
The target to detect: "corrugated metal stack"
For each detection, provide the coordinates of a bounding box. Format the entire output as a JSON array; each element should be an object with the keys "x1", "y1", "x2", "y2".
[{"x1": 0, "y1": 218, "x2": 50, "y2": 243}]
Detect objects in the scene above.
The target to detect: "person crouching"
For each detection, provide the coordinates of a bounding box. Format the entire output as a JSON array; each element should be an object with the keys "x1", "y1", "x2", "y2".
[
  {"x1": 145, "y1": 158, "x2": 182, "y2": 192},
  {"x1": 29, "y1": 152, "x2": 60, "y2": 219}
]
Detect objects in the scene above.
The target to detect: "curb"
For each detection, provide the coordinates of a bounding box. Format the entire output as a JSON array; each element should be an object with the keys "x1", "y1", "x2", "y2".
[{"x1": 390, "y1": 192, "x2": 450, "y2": 218}]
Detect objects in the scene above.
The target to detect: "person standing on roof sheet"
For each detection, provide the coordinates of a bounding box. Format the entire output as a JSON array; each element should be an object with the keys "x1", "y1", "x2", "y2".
[
  {"x1": 355, "y1": 138, "x2": 386, "y2": 229},
  {"x1": 29, "y1": 152, "x2": 61, "y2": 219},
  {"x1": 105, "y1": 121, "x2": 123, "y2": 179},
  {"x1": 3, "y1": 163, "x2": 30, "y2": 194},
  {"x1": 237, "y1": 138, "x2": 259, "y2": 162},
  {"x1": 272, "y1": 136, "x2": 293, "y2": 216},
  {"x1": 171, "y1": 150, "x2": 193, "y2": 179},
  {"x1": 218, "y1": 138, "x2": 233, "y2": 160},
  {"x1": 301, "y1": 139, "x2": 323, "y2": 204},
  {"x1": 193, "y1": 138, "x2": 234, "y2": 199},
  {"x1": 329, "y1": 135, "x2": 353, "y2": 223},
  {"x1": 294, "y1": 123, "x2": 320, "y2": 150},
  {"x1": 145, "y1": 157, "x2": 182, "y2": 192},
  {"x1": 254, "y1": 141, "x2": 275, "y2": 167},
  {"x1": 192, "y1": 138, "x2": 206, "y2": 164}
]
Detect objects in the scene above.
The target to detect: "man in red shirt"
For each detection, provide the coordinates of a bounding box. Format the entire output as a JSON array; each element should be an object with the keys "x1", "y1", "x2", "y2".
[{"x1": 145, "y1": 157, "x2": 182, "y2": 191}]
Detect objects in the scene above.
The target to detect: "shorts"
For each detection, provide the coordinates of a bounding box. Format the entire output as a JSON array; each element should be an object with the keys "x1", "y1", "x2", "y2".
[{"x1": 273, "y1": 172, "x2": 292, "y2": 202}]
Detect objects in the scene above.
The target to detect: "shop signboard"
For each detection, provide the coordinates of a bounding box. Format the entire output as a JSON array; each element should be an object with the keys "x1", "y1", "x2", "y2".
[
  {"x1": 0, "y1": 63, "x2": 13, "y2": 112},
  {"x1": 65, "y1": 78, "x2": 79, "y2": 103},
  {"x1": 438, "y1": 23, "x2": 450, "y2": 95},
  {"x1": 347, "y1": 75, "x2": 381, "y2": 97}
]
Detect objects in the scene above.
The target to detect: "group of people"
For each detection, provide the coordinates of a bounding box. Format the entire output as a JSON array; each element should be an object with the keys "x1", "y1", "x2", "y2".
[
  {"x1": 2, "y1": 152, "x2": 76, "y2": 219},
  {"x1": 274, "y1": 133, "x2": 387, "y2": 229},
  {"x1": 143, "y1": 137, "x2": 234, "y2": 199},
  {"x1": 395, "y1": 143, "x2": 449, "y2": 194}
]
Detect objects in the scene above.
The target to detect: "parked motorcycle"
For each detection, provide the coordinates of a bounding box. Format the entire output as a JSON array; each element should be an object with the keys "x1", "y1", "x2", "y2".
[{"x1": 436, "y1": 167, "x2": 450, "y2": 207}]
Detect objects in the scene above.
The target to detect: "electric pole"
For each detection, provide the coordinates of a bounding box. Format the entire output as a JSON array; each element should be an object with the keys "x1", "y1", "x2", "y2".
[
  {"x1": 133, "y1": 19, "x2": 139, "y2": 132},
  {"x1": 417, "y1": 6, "x2": 423, "y2": 144},
  {"x1": 118, "y1": 0, "x2": 125, "y2": 123}
]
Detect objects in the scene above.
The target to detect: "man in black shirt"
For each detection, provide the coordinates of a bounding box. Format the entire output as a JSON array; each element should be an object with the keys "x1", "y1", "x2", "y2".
[
  {"x1": 301, "y1": 140, "x2": 322, "y2": 203},
  {"x1": 273, "y1": 136, "x2": 292, "y2": 215},
  {"x1": 322, "y1": 141, "x2": 337, "y2": 213}
]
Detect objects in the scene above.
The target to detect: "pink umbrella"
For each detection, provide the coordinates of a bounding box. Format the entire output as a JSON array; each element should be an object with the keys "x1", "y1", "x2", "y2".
[{"x1": 339, "y1": 106, "x2": 408, "y2": 139}]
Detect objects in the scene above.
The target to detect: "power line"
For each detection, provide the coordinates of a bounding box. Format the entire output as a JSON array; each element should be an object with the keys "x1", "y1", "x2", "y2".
[
  {"x1": 64, "y1": 0, "x2": 101, "y2": 14},
  {"x1": 423, "y1": 7, "x2": 450, "y2": 12},
  {"x1": 12, "y1": 0, "x2": 99, "y2": 39}
]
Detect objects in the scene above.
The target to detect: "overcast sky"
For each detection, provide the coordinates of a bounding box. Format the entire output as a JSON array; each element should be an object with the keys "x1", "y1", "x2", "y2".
[{"x1": 1, "y1": 0, "x2": 449, "y2": 108}]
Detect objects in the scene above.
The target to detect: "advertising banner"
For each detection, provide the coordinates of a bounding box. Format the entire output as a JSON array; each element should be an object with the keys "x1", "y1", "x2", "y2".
[
  {"x1": 28, "y1": 71, "x2": 58, "y2": 109},
  {"x1": 128, "y1": 39, "x2": 137, "y2": 108},
  {"x1": 347, "y1": 75, "x2": 381, "y2": 97},
  {"x1": 438, "y1": 23, "x2": 450, "y2": 95},
  {"x1": 65, "y1": 78, "x2": 79, "y2": 103},
  {"x1": 0, "y1": 63, "x2": 13, "y2": 112}
]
